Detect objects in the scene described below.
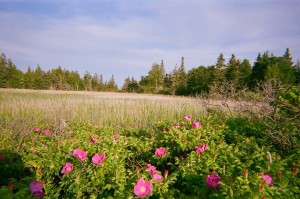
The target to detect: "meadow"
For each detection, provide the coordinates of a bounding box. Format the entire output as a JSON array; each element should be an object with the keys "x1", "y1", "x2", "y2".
[{"x1": 0, "y1": 88, "x2": 299, "y2": 198}]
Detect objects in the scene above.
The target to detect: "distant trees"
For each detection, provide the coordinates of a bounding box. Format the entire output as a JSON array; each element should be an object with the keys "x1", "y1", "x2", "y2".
[
  {"x1": 1, "y1": 48, "x2": 299, "y2": 95},
  {"x1": 187, "y1": 66, "x2": 214, "y2": 95},
  {"x1": 137, "y1": 60, "x2": 165, "y2": 93},
  {"x1": 134, "y1": 46, "x2": 282, "y2": 94},
  {"x1": 0, "y1": 53, "x2": 23, "y2": 88},
  {"x1": 122, "y1": 77, "x2": 139, "y2": 92},
  {"x1": 0, "y1": 53, "x2": 118, "y2": 91},
  {"x1": 213, "y1": 53, "x2": 226, "y2": 86},
  {"x1": 250, "y1": 49, "x2": 297, "y2": 88}
]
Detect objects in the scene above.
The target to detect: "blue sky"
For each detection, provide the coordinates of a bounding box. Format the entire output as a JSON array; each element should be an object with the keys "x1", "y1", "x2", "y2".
[{"x1": 1, "y1": 0, "x2": 299, "y2": 87}]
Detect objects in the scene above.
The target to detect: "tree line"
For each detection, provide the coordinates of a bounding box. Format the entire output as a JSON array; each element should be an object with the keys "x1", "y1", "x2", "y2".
[
  {"x1": 122, "y1": 48, "x2": 300, "y2": 95},
  {"x1": 0, "y1": 53, "x2": 118, "y2": 91},
  {"x1": 1, "y1": 48, "x2": 299, "y2": 94}
]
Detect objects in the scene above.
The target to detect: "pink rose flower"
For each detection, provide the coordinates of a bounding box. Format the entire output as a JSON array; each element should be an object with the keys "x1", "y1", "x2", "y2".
[
  {"x1": 34, "y1": 127, "x2": 41, "y2": 133},
  {"x1": 192, "y1": 121, "x2": 201, "y2": 129},
  {"x1": 29, "y1": 181, "x2": 44, "y2": 197},
  {"x1": 195, "y1": 143, "x2": 207, "y2": 153},
  {"x1": 155, "y1": 147, "x2": 167, "y2": 157},
  {"x1": 173, "y1": 122, "x2": 180, "y2": 128},
  {"x1": 260, "y1": 173, "x2": 274, "y2": 185},
  {"x1": 134, "y1": 178, "x2": 152, "y2": 198},
  {"x1": 114, "y1": 132, "x2": 120, "y2": 139},
  {"x1": 111, "y1": 132, "x2": 120, "y2": 141},
  {"x1": 92, "y1": 153, "x2": 106, "y2": 165},
  {"x1": 61, "y1": 162, "x2": 74, "y2": 174},
  {"x1": 206, "y1": 173, "x2": 222, "y2": 190},
  {"x1": 90, "y1": 137, "x2": 99, "y2": 143},
  {"x1": 43, "y1": 129, "x2": 51, "y2": 135},
  {"x1": 183, "y1": 115, "x2": 192, "y2": 121},
  {"x1": 146, "y1": 164, "x2": 156, "y2": 177},
  {"x1": 153, "y1": 173, "x2": 163, "y2": 182},
  {"x1": 73, "y1": 148, "x2": 87, "y2": 161}
]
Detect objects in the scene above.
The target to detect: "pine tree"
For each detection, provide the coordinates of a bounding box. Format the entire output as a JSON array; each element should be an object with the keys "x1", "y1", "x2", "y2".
[
  {"x1": 283, "y1": 48, "x2": 293, "y2": 67},
  {"x1": 33, "y1": 65, "x2": 47, "y2": 89},
  {"x1": 294, "y1": 59, "x2": 300, "y2": 84},
  {"x1": 128, "y1": 77, "x2": 139, "y2": 92},
  {"x1": 178, "y1": 56, "x2": 187, "y2": 87},
  {"x1": 171, "y1": 65, "x2": 179, "y2": 89},
  {"x1": 122, "y1": 77, "x2": 130, "y2": 92},
  {"x1": 225, "y1": 54, "x2": 240, "y2": 85},
  {"x1": 214, "y1": 53, "x2": 226, "y2": 85},
  {"x1": 6, "y1": 59, "x2": 23, "y2": 88},
  {"x1": 84, "y1": 71, "x2": 92, "y2": 91},
  {"x1": 160, "y1": 59, "x2": 166, "y2": 78},
  {"x1": 163, "y1": 73, "x2": 172, "y2": 89},
  {"x1": 266, "y1": 53, "x2": 295, "y2": 85},
  {"x1": 107, "y1": 74, "x2": 118, "y2": 91},
  {"x1": 239, "y1": 59, "x2": 252, "y2": 88},
  {"x1": 250, "y1": 52, "x2": 269, "y2": 88},
  {"x1": 0, "y1": 53, "x2": 7, "y2": 87},
  {"x1": 24, "y1": 66, "x2": 34, "y2": 89}
]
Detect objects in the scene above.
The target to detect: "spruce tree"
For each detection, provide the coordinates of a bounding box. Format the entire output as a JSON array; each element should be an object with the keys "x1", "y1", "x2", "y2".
[
  {"x1": 283, "y1": 48, "x2": 293, "y2": 67},
  {"x1": 225, "y1": 54, "x2": 240, "y2": 86},
  {"x1": 0, "y1": 53, "x2": 7, "y2": 87},
  {"x1": 178, "y1": 56, "x2": 187, "y2": 87},
  {"x1": 171, "y1": 65, "x2": 179, "y2": 89},
  {"x1": 214, "y1": 53, "x2": 226, "y2": 85},
  {"x1": 250, "y1": 52, "x2": 269, "y2": 88},
  {"x1": 239, "y1": 59, "x2": 252, "y2": 88}
]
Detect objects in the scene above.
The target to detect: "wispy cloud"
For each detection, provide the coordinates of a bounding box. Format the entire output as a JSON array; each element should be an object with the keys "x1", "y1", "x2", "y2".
[{"x1": 0, "y1": 0, "x2": 299, "y2": 86}]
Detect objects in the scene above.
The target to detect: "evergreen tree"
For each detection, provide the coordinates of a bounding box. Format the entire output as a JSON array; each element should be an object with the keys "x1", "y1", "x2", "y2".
[
  {"x1": 24, "y1": 67, "x2": 34, "y2": 89},
  {"x1": 178, "y1": 56, "x2": 187, "y2": 87},
  {"x1": 128, "y1": 77, "x2": 139, "y2": 92},
  {"x1": 225, "y1": 54, "x2": 240, "y2": 85},
  {"x1": 33, "y1": 65, "x2": 47, "y2": 89},
  {"x1": 283, "y1": 48, "x2": 293, "y2": 67},
  {"x1": 250, "y1": 52, "x2": 269, "y2": 88},
  {"x1": 0, "y1": 53, "x2": 8, "y2": 87},
  {"x1": 92, "y1": 73, "x2": 101, "y2": 91},
  {"x1": 122, "y1": 77, "x2": 130, "y2": 92},
  {"x1": 266, "y1": 55, "x2": 295, "y2": 85},
  {"x1": 6, "y1": 59, "x2": 23, "y2": 88},
  {"x1": 171, "y1": 65, "x2": 179, "y2": 90},
  {"x1": 84, "y1": 71, "x2": 92, "y2": 91},
  {"x1": 163, "y1": 73, "x2": 172, "y2": 89},
  {"x1": 239, "y1": 59, "x2": 252, "y2": 88},
  {"x1": 214, "y1": 53, "x2": 226, "y2": 85},
  {"x1": 67, "y1": 71, "x2": 84, "y2": 91},
  {"x1": 160, "y1": 59, "x2": 166, "y2": 79},
  {"x1": 107, "y1": 74, "x2": 118, "y2": 91}
]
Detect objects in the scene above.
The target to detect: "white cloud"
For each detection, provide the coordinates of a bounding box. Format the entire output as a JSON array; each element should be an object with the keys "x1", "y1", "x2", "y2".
[{"x1": 0, "y1": 0, "x2": 300, "y2": 87}]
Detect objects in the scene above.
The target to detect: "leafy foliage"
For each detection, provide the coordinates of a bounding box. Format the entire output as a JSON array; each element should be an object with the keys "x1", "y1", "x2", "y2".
[{"x1": 1, "y1": 115, "x2": 299, "y2": 198}]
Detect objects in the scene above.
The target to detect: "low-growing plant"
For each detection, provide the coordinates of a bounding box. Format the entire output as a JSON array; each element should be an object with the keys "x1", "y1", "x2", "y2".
[{"x1": 1, "y1": 114, "x2": 299, "y2": 198}]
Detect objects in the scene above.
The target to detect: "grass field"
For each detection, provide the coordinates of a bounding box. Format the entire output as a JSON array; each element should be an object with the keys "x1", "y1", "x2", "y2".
[{"x1": 0, "y1": 88, "x2": 212, "y2": 131}]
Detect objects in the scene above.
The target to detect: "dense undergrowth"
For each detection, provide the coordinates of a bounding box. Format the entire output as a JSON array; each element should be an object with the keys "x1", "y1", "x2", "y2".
[
  {"x1": 0, "y1": 114, "x2": 299, "y2": 198},
  {"x1": 0, "y1": 86, "x2": 299, "y2": 198}
]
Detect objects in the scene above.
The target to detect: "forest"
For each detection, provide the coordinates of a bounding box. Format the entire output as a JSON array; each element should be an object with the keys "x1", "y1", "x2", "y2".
[{"x1": 0, "y1": 48, "x2": 299, "y2": 95}]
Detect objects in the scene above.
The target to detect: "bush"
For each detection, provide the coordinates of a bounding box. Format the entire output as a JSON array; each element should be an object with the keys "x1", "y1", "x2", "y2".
[
  {"x1": 1, "y1": 115, "x2": 299, "y2": 198},
  {"x1": 175, "y1": 86, "x2": 188, "y2": 96}
]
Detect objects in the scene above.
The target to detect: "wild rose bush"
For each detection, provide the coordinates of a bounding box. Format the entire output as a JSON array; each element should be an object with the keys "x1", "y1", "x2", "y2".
[{"x1": 0, "y1": 116, "x2": 299, "y2": 198}]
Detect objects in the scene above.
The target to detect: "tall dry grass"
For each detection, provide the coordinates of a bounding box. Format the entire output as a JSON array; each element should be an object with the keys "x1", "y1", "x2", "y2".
[{"x1": 0, "y1": 89, "x2": 210, "y2": 132}]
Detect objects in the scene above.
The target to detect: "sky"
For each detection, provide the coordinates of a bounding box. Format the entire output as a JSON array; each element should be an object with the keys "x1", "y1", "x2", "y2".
[{"x1": 0, "y1": 0, "x2": 299, "y2": 87}]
